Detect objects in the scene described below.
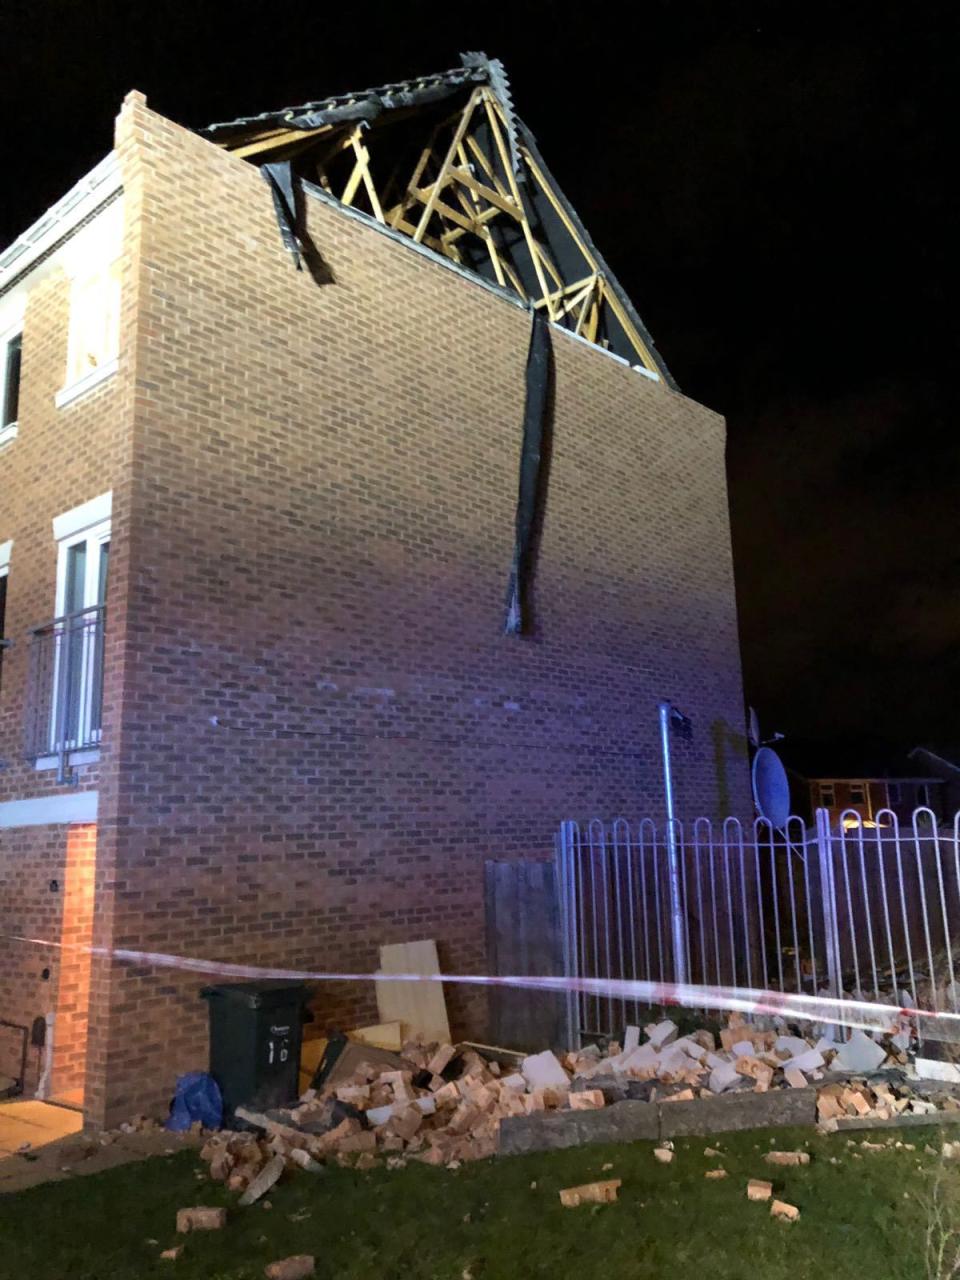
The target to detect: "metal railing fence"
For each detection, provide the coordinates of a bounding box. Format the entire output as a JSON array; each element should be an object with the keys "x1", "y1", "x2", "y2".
[{"x1": 556, "y1": 808, "x2": 960, "y2": 1045}]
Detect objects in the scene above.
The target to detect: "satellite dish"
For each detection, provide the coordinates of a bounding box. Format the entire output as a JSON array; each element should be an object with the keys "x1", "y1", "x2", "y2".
[{"x1": 752, "y1": 746, "x2": 790, "y2": 828}]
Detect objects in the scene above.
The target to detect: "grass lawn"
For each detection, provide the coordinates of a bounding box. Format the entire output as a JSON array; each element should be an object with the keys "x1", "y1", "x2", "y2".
[{"x1": 0, "y1": 1124, "x2": 948, "y2": 1279}]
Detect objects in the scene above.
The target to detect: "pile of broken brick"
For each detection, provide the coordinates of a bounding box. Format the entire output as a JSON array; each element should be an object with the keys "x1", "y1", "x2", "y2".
[{"x1": 197, "y1": 1013, "x2": 956, "y2": 1192}]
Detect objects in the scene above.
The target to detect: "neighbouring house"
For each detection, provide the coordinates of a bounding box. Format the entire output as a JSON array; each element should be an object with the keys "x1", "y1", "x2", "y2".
[
  {"x1": 0, "y1": 56, "x2": 751, "y2": 1127},
  {"x1": 781, "y1": 744, "x2": 945, "y2": 827}
]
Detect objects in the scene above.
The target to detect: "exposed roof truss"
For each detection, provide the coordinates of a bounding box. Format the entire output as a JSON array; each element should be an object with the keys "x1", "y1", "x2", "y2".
[{"x1": 202, "y1": 56, "x2": 674, "y2": 384}]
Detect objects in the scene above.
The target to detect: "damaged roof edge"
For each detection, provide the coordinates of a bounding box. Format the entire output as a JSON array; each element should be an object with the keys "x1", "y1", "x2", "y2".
[
  {"x1": 200, "y1": 62, "x2": 489, "y2": 140},
  {"x1": 0, "y1": 152, "x2": 121, "y2": 296},
  {"x1": 298, "y1": 176, "x2": 661, "y2": 384},
  {"x1": 200, "y1": 53, "x2": 676, "y2": 389},
  {"x1": 516, "y1": 123, "x2": 677, "y2": 391}
]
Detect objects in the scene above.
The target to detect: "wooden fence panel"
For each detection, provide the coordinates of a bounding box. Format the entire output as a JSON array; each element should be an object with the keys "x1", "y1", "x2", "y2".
[{"x1": 484, "y1": 859, "x2": 566, "y2": 1053}]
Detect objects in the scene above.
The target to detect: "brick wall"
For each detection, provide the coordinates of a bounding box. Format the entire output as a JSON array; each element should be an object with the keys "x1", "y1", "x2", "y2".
[
  {"x1": 0, "y1": 149, "x2": 137, "y2": 1113},
  {"x1": 1, "y1": 91, "x2": 751, "y2": 1126},
  {"x1": 84, "y1": 97, "x2": 751, "y2": 1124}
]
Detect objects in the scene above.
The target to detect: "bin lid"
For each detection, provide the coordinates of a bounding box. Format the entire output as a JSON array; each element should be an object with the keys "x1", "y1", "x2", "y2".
[{"x1": 200, "y1": 980, "x2": 309, "y2": 1010}]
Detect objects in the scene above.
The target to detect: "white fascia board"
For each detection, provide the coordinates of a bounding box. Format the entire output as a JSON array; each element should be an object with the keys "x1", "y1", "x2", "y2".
[
  {"x1": 0, "y1": 153, "x2": 121, "y2": 294},
  {"x1": 52, "y1": 490, "x2": 113, "y2": 542},
  {"x1": 0, "y1": 790, "x2": 98, "y2": 828},
  {"x1": 0, "y1": 539, "x2": 11, "y2": 572}
]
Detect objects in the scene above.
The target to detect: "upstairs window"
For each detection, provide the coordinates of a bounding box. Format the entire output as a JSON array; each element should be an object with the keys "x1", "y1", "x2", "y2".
[
  {"x1": 1, "y1": 329, "x2": 21, "y2": 443},
  {"x1": 849, "y1": 783, "x2": 866, "y2": 805},
  {"x1": 56, "y1": 261, "x2": 120, "y2": 406},
  {"x1": 819, "y1": 783, "x2": 836, "y2": 807}
]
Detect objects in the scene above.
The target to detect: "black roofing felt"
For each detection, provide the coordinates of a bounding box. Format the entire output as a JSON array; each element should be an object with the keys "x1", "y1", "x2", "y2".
[
  {"x1": 200, "y1": 60, "x2": 489, "y2": 140},
  {"x1": 200, "y1": 53, "x2": 675, "y2": 386}
]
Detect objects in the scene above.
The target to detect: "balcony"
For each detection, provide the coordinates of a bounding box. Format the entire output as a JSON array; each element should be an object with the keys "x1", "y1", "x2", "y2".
[{"x1": 24, "y1": 605, "x2": 106, "y2": 780}]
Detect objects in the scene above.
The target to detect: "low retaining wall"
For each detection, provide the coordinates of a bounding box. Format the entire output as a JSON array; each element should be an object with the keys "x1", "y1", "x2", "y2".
[{"x1": 499, "y1": 1088, "x2": 817, "y2": 1155}]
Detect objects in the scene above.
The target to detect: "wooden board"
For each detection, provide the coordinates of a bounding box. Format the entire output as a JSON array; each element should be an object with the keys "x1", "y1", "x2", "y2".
[
  {"x1": 376, "y1": 940, "x2": 450, "y2": 1044},
  {"x1": 350, "y1": 1021, "x2": 404, "y2": 1051}
]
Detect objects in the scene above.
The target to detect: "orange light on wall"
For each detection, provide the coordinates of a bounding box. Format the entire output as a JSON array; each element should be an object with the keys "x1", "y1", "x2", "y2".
[{"x1": 51, "y1": 822, "x2": 97, "y2": 1109}]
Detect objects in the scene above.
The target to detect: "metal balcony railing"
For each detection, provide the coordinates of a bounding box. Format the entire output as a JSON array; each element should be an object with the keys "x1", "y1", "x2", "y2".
[{"x1": 24, "y1": 605, "x2": 106, "y2": 777}]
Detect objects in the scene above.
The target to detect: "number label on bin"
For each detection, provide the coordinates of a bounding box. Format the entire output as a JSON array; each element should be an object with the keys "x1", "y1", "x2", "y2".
[{"x1": 267, "y1": 1024, "x2": 292, "y2": 1067}]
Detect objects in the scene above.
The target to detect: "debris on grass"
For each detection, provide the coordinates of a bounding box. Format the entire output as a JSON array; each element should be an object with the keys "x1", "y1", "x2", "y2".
[
  {"x1": 239, "y1": 1155, "x2": 285, "y2": 1206},
  {"x1": 764, "y1": 1150, "x2": 811, "y2": 1167},
  {"x1": 264, "y1": 1256, "x2": 315, "y2": 1280},
  {"x1": 176, "y1": 1206, "x2": 227, "y2": 1232},
  {"x1": 747, "y1": 1179, "x2": 773, "y2": 1201},
  {"x1": 558, "y1": 1179, "x2": 621, "y2": 1207},
  {"x1": 653, "y1": 1147, "x2": 674, "y2": 1164},
  {"x1": 770, "y1": 1199, "x2": 800, "y2": 1222},
  {"x1": 190, "y1": 1012, "x2": 951, "y2": 1194}
]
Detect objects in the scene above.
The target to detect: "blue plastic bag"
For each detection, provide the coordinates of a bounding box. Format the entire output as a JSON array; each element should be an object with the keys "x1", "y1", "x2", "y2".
[{"x1": 166, "y1": 1071, "x2": 223, "y2": 1132}]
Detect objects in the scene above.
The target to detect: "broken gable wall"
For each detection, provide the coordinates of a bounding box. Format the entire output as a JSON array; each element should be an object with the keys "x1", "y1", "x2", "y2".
[{"x1": 98, "y1": 94, "x2": 750, "y2": 1124}]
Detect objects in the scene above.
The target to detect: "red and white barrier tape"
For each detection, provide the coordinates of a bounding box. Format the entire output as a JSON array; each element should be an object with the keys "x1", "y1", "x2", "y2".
[{"x1": 6, "y1": 932, "x2": 957, "y2": 1040}]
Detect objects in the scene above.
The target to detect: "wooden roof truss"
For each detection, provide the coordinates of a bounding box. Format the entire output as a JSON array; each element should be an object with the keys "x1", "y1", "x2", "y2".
[{"x1": 212, "y1": 73, "x2": 670, "y2": 381}]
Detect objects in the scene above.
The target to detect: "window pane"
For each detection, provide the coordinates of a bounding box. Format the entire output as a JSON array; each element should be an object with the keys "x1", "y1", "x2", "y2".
[
  {"x1": 65, "y1": 543, "x2": 86, "y2": 614},
  {"x1": 97, "y1": 541, "x2": 110, "y2": 605},
  {"x1": 0, "y1": 574, "x2": 6, "y2": 694},
  {"x1": 3, "y1": 334, "x2": 21, "y2": 427}
]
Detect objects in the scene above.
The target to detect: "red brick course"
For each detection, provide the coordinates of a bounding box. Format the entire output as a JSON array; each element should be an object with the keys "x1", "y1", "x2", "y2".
[{"x1": 0, "y1": 92, "x2": 750, "y2": 1125}]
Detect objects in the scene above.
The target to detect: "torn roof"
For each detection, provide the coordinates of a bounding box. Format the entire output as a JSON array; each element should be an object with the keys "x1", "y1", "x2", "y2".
[{"x1": 200, "y1": 53, "x2": 676, "y2": 387}]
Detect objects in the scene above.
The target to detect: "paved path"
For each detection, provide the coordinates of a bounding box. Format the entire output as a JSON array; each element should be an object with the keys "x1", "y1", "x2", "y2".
[{"x1": 0, "y1": 1101, "x2": 201, "y2": 1194}]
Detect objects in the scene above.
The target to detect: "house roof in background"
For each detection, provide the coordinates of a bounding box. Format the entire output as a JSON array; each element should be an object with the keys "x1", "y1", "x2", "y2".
[
  {"x1": 908, "y1": 746, "x2": 960, "y2": 776},
  {"x1": 777, "y1": 738, "x2": 942, "y2": 783}
]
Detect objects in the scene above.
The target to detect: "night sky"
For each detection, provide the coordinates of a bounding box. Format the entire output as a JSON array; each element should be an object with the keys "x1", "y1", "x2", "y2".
[{"x1": 2, "y1": 1, "x2": 955, "y2": 762}]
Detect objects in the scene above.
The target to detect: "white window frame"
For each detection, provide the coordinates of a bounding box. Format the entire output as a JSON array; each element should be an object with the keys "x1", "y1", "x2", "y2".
[
  {"x1": 0, "y1": 540, "x2": 10, "y2": 654},
  {"x1": 819, "y1": 782, "x2": 836, "y2": 807},
  {"x1": 849, "y1": 782, "x2": 866, "y2": 805},
  {"x1": 0, "y1": 323, "x2": 22, "y2": 447},
  {"x1": 54, "y1": 519, "x2": 111, "y2": 621},
  {"x1": 51, "y1": 518, "x2": 110, "y2": 753},
  {"x1": 36, "y1": 495, "x2": 111, "y2": 770}
]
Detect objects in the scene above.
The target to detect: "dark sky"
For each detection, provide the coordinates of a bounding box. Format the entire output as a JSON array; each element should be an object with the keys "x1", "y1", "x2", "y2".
[{"x1": 2, "y1": 1, "x2": 955, "y2": 759}]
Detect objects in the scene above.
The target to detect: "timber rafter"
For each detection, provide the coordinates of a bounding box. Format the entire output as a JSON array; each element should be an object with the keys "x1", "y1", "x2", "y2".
[{"x1": 204, "y1": 56, "x2": 672, "y2": 383}]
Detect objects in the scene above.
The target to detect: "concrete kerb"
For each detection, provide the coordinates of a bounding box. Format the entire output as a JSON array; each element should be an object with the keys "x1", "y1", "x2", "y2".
[
  {"x1": 499, "y1": 1089, "x2": 818, "y2": 1156},
  {"x1": 835, "y1": 1112, "x2": 960, "y2": 1133}
]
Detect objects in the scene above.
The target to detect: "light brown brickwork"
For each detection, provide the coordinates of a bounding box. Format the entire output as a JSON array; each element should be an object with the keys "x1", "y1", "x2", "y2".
[{"x1": 0, "y1": 92, "x2": 750, "y2": 1126}]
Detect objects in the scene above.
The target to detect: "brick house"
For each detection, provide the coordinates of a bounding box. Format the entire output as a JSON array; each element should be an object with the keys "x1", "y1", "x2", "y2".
[{"x1": 0, "y1": 58, "x2": 750, "y2": 1127}]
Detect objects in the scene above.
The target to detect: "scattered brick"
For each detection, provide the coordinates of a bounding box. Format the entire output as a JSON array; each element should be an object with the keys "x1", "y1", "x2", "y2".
[
  {"x1": 264, "y1": 1256, "x2": 315, "y2": 1280},
  {"x1": 747, "y1": 1180, "x2": 773, "y2": 1201},
  {"x1": 176, "y1": 1207, "x2": 227, "y2": 1233},
  {"x1": 559, "y1": 1179, "x2": 621, "y2": 1207}
]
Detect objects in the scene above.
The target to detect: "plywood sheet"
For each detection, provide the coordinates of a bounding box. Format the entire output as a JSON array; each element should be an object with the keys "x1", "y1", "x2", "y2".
[
  {"x1": 350, "y1": 1021, "x2": 404, "y2": 1051},
  {"x1": 376, "y1": 940, "x2": 450, "y2": 1044}
]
